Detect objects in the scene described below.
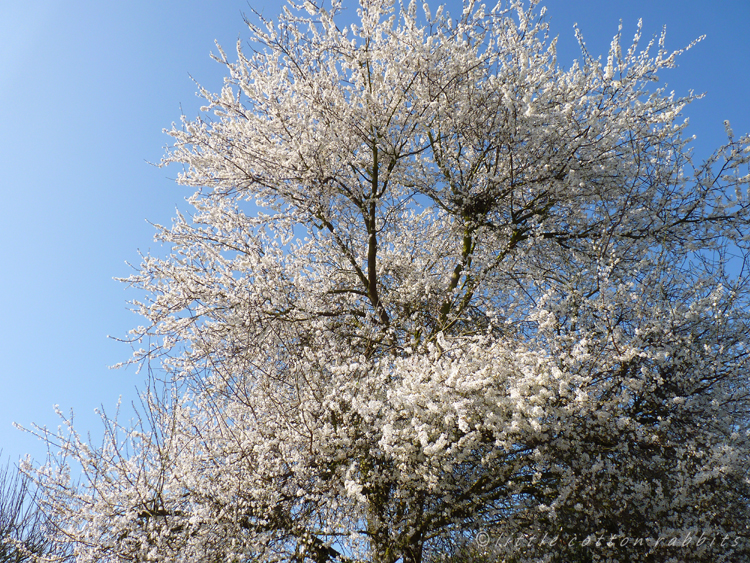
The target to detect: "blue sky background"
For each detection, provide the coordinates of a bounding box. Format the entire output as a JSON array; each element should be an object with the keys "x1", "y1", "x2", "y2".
[{"x1": 1, "y1": 0, "x2": 748, "y2": 468}]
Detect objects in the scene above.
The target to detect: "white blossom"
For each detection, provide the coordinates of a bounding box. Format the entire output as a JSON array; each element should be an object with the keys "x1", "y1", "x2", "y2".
[{"x1": 21, "y1": 1, "x2": 750, "y2": 562}]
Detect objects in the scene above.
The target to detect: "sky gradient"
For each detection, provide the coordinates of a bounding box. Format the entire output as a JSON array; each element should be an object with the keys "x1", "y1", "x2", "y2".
[{"x1": 2, "y1": 0, "x2": 749, "y2": 468}]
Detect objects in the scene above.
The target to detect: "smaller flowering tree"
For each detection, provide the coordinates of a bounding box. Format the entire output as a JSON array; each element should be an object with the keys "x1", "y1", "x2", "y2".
[
  {"x1": 23, "y1": 1, "x2": 750, "y2": 562},
  {"x1": 0, "y1": 455, "x2": 63, "y2": 562}
]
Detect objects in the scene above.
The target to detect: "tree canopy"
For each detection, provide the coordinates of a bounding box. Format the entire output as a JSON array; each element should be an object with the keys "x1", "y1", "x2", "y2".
[{"x1": 25, "y1": 1, "x2": 750, "y2": 561}]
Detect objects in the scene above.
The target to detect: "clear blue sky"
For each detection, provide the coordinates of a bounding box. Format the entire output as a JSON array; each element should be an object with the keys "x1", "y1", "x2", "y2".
[{"x1": 2, "y1": 0, "x2": 748, "y2": 468}]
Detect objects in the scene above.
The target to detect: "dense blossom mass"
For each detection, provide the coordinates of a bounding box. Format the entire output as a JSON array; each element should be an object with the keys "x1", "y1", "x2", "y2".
[{"x1": 24, "y1": 1, "x2": 750, "y2": 561}]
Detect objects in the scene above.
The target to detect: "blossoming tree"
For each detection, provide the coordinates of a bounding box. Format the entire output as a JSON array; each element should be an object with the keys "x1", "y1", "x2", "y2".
[{"x1": 26, "y1": 1, "x2": 750, "y2": 561}]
